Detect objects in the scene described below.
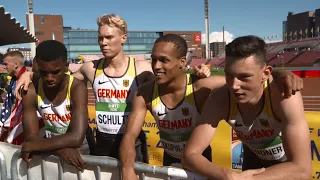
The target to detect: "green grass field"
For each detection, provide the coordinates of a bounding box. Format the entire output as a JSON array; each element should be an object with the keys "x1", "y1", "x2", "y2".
[{"x1": 183, "y1": 69, "x2": 225, "y2": 75}]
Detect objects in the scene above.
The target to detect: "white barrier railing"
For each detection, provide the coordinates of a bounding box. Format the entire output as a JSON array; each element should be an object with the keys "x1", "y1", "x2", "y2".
[
  {"x1": 0, "y1": 149, "x2": 7, "y2": 180},
  {"x1": 0, "y1": 142, "x2": 196, "y2": 180}
]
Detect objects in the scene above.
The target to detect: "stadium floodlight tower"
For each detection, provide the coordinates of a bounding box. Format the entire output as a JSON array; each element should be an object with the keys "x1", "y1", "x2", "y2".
[
  {"x1": 27, "y1": 0, "x2": 36, "y2": 59},
  {"x1": 204, "y1": 0, "x2": 210, "y2": 59}
]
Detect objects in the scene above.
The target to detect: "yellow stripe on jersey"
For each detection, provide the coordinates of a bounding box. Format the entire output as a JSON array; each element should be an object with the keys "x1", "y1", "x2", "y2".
[
  {"x1": 37, "y1": 75, "x2": 74, "y2": 104},
  {"x1": 126, "y1": 57, "x2": 136, "y2": 78},
  {"x1": 264, "y1": 80, "x2": 276, "y2": 120},
  {"x1": 151, "y1": 74, "x2": 195, "y2": 109},
  {"x1": 95, "y1": 58, "x2": 105, "y2": 78},
  {"x1": 66, "y1": 75, "x2": 74, "y2": 100},
  {"x1": 184, "y1": 74, "x2": 196, "y2": 105},
  {"x1": 95, "y1": 57, "x2": 136, "y2": 78}
]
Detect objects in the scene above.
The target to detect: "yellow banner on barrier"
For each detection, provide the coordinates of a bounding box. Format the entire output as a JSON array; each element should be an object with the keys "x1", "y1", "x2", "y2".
[
  {"x1": 87, "y1": 106, "x2": 320, "y2": 179},
  {"x1": 306, "y1": 112, "x2": 320, "y2": 180}
]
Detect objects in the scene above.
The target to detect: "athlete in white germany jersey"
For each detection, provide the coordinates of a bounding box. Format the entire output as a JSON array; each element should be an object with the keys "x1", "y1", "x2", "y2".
[
  {"x1": 93, "y1": 57, "x2": 147, "y2": 160},
  {"x1": 151, "y1": 74, "x2": 211, "y2": 162},
  {"x1": 182, "y1": 36, "x2": 310, "y2": 179},
  {"x1": 21, "y1": 40, "x2": 90, "y2": 171},
  {"x1": 152, "y1": 74, "x2": 198, "y2": 159},
  {"x1": 93, "y1": 57, "x2": 137, "y2": 134},
  {"x1": 37, "y1": 75, "x2": 74, "y2": 137},
  {"x1": 37, "y1": 75, "x2": 89, "y2": 154},
  {"x1": 227, "y1": 81, "x2": 287, "y2": 168}
]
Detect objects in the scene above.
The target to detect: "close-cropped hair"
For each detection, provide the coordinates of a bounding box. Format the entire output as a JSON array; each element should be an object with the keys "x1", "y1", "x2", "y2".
[
  {"x1": 225, "y1": 35, "x2": 267, "y2": 67},
  {"x1": 154, "y1": 34, "x2": 188, "y2": 59},
  {"x1": 36, "y1": 40, "x2": 68, "y2": 62}
]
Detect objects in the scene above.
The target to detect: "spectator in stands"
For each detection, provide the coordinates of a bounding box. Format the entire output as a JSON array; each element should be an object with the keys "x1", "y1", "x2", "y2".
[
  {"x1": 21, "y1": 40, "x2": 89, "y2": 171},
  {"x1": 0, "y1": 51, "x2": 27, "y2": 144},
  {"x1": 15, "y1": 13, "x2": 211, "y2": 162},
  {"x1": 2, "y1": 51, "x2": 26, "y2": 110},
  {"x1": 182, "y1": 35, "x2": 311, "y2": 180}
]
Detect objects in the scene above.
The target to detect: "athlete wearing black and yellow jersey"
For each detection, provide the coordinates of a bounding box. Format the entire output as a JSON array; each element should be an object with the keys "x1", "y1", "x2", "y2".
[
  {"x1": 119, "y1": 34, "x2": 226, "y2": 180},
  {"x1": 183, "y1": 36, "x2": 311, "y2": 180},
  {"x1": 92, "y1": 57, "x2": 148, "y2": 161},
  {"x1": 21, "y1": 40, "x2": 89, "y2": 171}
]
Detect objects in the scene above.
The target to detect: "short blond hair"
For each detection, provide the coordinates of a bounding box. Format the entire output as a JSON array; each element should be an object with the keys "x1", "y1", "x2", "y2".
[
  {"x1": 4, "y1": 51, "x2": 24, "y2": 65},
  {"x1": 97, "y1": 14, "x2": 127, "y2": 34}
]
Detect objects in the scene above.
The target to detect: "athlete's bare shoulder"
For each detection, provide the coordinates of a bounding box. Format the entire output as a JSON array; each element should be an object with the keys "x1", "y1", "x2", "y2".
[
  {"x1": 81, "y1": 59, "x2": 101, "y2": 70},
  {"x1": 74, "y1": 59, "x2": 102, "y2": 83},
  {"x1": 71, "y1": 76, "x2": 87, "y2": 90},
  {"x1": 135, "y1": 59, "x2": 153, "y2": 74}
]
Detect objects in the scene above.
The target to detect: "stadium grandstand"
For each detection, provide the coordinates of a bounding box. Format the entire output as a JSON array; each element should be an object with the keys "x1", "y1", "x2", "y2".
[
  {"x1": 187, "y1": 37, "x2": 320, "y2": 68},
  {"x1": 0, "y1": 6, "x2": 38, "y2": 46}
]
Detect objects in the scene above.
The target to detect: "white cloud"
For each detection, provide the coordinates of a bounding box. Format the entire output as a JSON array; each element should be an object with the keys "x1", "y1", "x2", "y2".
[
  {"x1": 201, "y1": 31, "x2": 234, "y2": 44},
  {"x1": 264, "y1": 39, "x2": 283, "y2": 44}
]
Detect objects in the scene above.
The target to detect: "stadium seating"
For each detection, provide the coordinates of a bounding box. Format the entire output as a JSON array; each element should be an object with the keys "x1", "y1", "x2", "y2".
[
  {"x1": 268, "y1": 51, "x2": 299, "y2": 66},
  {"x1": 266, "y1": 53, "x2": 278, "y2": 61},
  {"x1": 189, "y1": 59, "x2": 208, "y2": 67},
  {"x1": 196, "y1": 38, "x2": 320, "y2": 68},
  {"x1": 289, "y1": 50, "x2": 320, "y2": 65},
  {"x1": 208, "y1": 58, "x2": 225, "y2": 66}
]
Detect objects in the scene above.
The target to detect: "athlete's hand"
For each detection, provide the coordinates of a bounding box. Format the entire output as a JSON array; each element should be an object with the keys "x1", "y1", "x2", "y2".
[
  {"x1": 55, "y1": 148, "x2": 85, "y2": 172},
  {"x1": 273, "y1": 70, "x2": 303, "y2": 98},
  {"x1": 121, "y1": 167, "x2": 138, "y2": 180},
  {"x1": 229, "y1": 168, "x2": 265, "y2": 180},
  {"x1": 192, "y1": 64, "x2": 211, "y2": 78},
  {"x1": 21, "y1": 142, "x2": 33, "y2": 163},
  {"x1": 15, "y1": 71, "x2": 34, "y2": 100}
]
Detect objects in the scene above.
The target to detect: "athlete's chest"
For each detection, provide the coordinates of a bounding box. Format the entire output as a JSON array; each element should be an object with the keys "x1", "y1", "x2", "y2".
[
  {"x1": 153, "y1": 103, "x2": 198, "y2": 132},
  {"x1": 229, "y1": 112, "x2": 280, "y2": 142}
]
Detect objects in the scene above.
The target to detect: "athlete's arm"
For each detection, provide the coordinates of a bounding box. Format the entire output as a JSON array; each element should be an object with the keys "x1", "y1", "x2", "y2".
[
  {"x1": 252, "y1": 89, "x2": 311, "y2": 179},
  {"x1": 21, "y1": 83, "x2": 40, "y2": 143},
  {"x1": 21, "y1": 80, "x2": 88, "y2": 153},
  {"x1": 271, "y1": 70, "x2": 303, "y2": 98},
  {"x1": 201, "y1": 75, "x2": 226, "y2": 92},
  {"x1": 119, "y1": 82, "x2": 151, "y2": 180},
  {"x1": 182, "y1": 85, "x2": 233, "y2": 179},
  {"x1": 14, "y1": 71, "x2": 34, "y2": 100},
  {"x1": 71, "y1": 61, "x2": 91, "y2": 83},
  {"x1": 135, "y1": 60, "x2": 155, "y2": 85},
  {"x1": 192, "y1": 75, "x2": 226, "y2": 112},
  {"x1": 16, "y1": 61, "x2": 95, "y2": 99},
  {"x1": 68, "y1": 79, "x2": 89, "y2": 146}
]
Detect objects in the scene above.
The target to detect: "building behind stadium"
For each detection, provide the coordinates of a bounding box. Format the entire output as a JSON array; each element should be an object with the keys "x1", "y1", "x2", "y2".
[{"x1": 26, "y1": 14, "x2": 203, "y2": 60}]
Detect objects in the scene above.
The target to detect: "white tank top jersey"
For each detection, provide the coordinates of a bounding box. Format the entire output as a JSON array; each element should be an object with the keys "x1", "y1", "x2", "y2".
[
  {"x1": 151, "y1": 74, "x2": 200, "y2": 159},
  {"x1": 37, "y1": 75, "x2": 74, "y2": 138},
  {"x1": 227, "y1": 81, "x2": 285, "y2": 161},
  {"x1": 93, "y1": 57, "x2": 138, "y2": 135}
]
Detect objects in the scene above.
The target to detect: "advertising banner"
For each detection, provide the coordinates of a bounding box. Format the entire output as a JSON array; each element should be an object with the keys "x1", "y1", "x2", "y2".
[
  {"x1": 88, "y1": 106, "x2": 320, "y2": 179},
  {"x1": 193, "y1": 33, "x2": 201, "y2": 44}
]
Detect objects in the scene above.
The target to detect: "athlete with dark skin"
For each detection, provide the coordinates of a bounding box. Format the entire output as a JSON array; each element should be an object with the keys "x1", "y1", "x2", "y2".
[
  {"x1": 120, "y1": 34, "x2": 304, "y2": 180},
  {"x1": 21, "y1": 40, "x2": 88, "y2": 171}
]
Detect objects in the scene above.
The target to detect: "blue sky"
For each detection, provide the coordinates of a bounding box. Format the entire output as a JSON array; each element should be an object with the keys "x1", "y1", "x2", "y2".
[{"x1": 1, "y1": 0, "x2": 319, "y2": 48}]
